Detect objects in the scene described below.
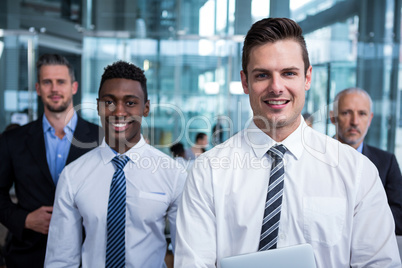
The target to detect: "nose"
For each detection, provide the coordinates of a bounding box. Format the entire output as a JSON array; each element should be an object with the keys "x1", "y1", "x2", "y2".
[
  {"x1": 50, "y1": 82, "x2": 57, "y2": 92},
  {"x1": 112, "y1": 101, "x2": 127, "y2": 117},
  {"x1": 350, "y1": 112, "x2": 359, "y2": 125},
  {"x1": 269, "y1": 73, "x2": 283, "y2": 95}
]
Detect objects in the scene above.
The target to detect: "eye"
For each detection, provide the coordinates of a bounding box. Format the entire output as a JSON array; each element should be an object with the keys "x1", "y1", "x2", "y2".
[
  {"x1": 255, "y1": 73, "x2": 268, "y2": 79},
  {"x1": 126, "y1": 99, "x2": 140, "y2": 107},
  {"x1": 283, "y1": 71, "x2": 296, "y2": 77},
  {"x1": 104, "y1": 100, "x2": 114, "y2": 107}
]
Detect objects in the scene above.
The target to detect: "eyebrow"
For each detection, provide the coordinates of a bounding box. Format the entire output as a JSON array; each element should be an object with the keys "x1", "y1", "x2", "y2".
[
  {"x1": 250, "y1": 66, "x2": 301, "y2": 73},
  {"x1": 99, "y1": 94, "x2": 141, "y2": 99}
]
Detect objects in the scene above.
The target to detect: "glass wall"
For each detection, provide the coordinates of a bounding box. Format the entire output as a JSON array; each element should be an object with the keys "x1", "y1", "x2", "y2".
[
  {"x1": 0, "y1": 30, "x2": 37, "y2": 132},
  {"x1": 81, "y1": 36, "x2": 249, "y2": 152},
  {"x1": 0, "y1": 0, "x2": 401, "y2": 162}
]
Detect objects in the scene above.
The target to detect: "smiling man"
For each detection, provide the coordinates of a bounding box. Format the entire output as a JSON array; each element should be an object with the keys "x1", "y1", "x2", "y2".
[
  {"x1": 174, "y1": 18, "x2": 400, "y2": 268},
  {"x1": 0, "y1": 54, "x2": 101, "y2": 268},
  {"x1": 331, "y1": 87, "x2": 402, "y2": 235},
  {"x1": 44, "y1": 61, "x2": 186, "y2": 267}
]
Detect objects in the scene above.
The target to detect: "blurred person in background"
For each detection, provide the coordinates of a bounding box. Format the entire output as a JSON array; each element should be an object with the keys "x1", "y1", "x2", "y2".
[
  {"x1": 0, "y1": 54, "x2": 102, "y2": 268},
  {"x1": 185, "y1": 132, "x2": 208, "y2": 160},
  {"x1": 331, "y1": 87, "x2": 402, "y2": 235}
]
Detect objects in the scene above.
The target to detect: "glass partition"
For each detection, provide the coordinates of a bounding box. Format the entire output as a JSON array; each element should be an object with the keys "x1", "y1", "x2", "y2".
[
  {"x1": 81, "y1": 35, "x2": 249, "y2": 153},
  {"x1": 0, "y1": 30, "x2": 37, "y2": 132}
]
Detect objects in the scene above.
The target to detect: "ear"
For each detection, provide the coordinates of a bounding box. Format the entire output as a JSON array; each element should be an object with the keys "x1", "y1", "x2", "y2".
[
  {"x1": 240, "y1": 70, "x2": 249, "y2": 94},
  {"x1": 330, "y1": 110, "x2": 336, "y2": 124},
  {"x1": 72, "y1": 81, "x2": 78, "y2": 95},
  {"x1": 96, "y1": 98, "x2": 100, "y2": 116},
  {"x1": 35, "y1": 83, "x2": 41, "y2": 96},
  {"x1": 143, "y1": 100, "x2": 150, "y2": 117},
  {"x1": 368, "y1": 112, "x2": 373, "y2": 127},
  {"x1": 304, "y1": 65, "x2": 312, "y2": 92}
]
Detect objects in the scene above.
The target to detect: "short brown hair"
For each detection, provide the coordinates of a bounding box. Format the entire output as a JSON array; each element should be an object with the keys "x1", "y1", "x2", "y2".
[
  {"x1": 242, "y1": 18, "x2": 310, "y2": 78},
  {"x1": 36, "y1": 54, "x2": 75, "y2": 82}
]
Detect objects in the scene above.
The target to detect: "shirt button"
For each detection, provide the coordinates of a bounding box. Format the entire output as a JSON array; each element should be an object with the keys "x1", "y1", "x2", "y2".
[
  {"x1": 58, "y1": 154, "x2": 62, "y2": 158},
  {"x1": 279, "y1": 233, "x2": 286, "y2": 240}
]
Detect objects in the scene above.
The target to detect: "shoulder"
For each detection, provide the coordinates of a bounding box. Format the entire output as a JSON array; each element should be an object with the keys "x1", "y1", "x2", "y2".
[
  {"x1": 76, "y1": 116, "x2": 101, "y2": 132},
  {"x1": 65, "y1": 146, "x2": 102, "y2": 173},
  {"x1": 1, "y1": 119, "x2": 40, "y2": 141},
  {"x1": 303, "y1": 128, "x2": 375, "y2": 173},
  {"x1": 142, "y1": 144, "x2": 182, "y2": 166},
  {"x1": 364, "y1": 144, "x2": 393, "y2": 158},
  {"x1": 202, "y1": 131, "x2": 246, "y2": 158}
]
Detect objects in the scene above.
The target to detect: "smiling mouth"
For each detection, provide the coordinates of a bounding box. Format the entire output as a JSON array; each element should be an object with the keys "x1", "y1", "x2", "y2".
[
  {"x1": 112, "y1": 123, "x2": 128, "y2": 128},
  {"x1": 109, "y1": 121, "x2": 132, "y2": 132},
  {"x1": 264, "y1": 100, "x2": 290, "y2": 107},
  {"x1": 266, "y1": 100, "x2": 289, "y2": 105}
]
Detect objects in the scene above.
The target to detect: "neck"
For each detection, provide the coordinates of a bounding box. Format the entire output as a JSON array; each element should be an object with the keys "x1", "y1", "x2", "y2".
[
  {"x1": 108, "y1": 136, "x2": 141, "y2": 154},
  {"x1": 44, "y1": 107, "x2": 74, "y2": 139},
  {"x1": 254, "y1": 118, "x2": 300, "y2": 142},
  {"x1": 337, "y1": 135, "x2": 361, "y2": 150}
]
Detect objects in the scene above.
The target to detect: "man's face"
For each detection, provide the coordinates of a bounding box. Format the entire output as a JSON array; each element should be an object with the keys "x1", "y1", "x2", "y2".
[
  {"x1": 240, "y1": 40, "x2": 312, "y2": 139},
  {"x1": 331, "y1": 92, "x2": 373, "y2": 149},
  {"x1": 36, "y1": 65, "x2": 78, "y2": 114},
  {"x1": 97, "y1": 78, "x2": 150, "y2": 153},
  {"x1": 197, "y1": 136, "x2": 208, "y2": 148}
]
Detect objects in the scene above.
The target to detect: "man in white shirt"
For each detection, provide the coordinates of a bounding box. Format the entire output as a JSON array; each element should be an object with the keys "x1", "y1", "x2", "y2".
[
  {"x1": 45, "y1": 61, "x2": 187, "y2": 267},
  {"x1": 174, "y1": 18, "x2": 401, "y2": 267}
]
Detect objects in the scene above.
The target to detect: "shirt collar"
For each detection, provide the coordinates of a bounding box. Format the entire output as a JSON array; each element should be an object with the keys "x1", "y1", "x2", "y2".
[
  {"x1": 356, "y1": 142, "x2": 364, "y2": 153},
  {"x1": 99, "y1": 135, "x2": 148, "y2": 165},
  {"x1": 245, "y1": 116, "x2": 305, "y2": 160},
  {"x1": 42, "y1": 111, "x2": 77, "y2": 134}
]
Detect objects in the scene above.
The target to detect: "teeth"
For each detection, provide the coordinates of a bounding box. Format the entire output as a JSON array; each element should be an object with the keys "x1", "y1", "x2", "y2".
[
  {"x1": 112, "y1": 123, "x2": 127, "y2": 127},
  {"x1": 267, "y1": 100, "x2": 287, "y2": 105}
]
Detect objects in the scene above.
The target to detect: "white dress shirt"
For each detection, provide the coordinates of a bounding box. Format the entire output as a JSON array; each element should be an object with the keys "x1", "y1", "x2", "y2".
[
  {"x1": 175, "y1": 118, "x2": 401, "y2": 268},
  {"x1": 45, "y1": 137, "x2": 187, "y2": 268}
]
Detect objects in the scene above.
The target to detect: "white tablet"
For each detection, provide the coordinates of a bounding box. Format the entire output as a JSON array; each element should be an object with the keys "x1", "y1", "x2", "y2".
[{"x1": 220, "y1": 244, "x2": 316, "y2": 268}]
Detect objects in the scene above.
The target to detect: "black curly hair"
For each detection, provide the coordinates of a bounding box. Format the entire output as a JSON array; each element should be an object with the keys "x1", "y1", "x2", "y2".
[{"x1": 98, "y1": 60, "x2": 148, "y2": 102}]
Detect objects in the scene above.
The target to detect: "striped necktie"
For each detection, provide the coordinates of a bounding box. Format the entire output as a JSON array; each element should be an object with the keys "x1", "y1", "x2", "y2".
[
  {"x1": 258, "y1": 144, "x2": 287, "y2": 251},
  {"x1": 106, "y1": 155, "x2": 130, "y2": 268}
]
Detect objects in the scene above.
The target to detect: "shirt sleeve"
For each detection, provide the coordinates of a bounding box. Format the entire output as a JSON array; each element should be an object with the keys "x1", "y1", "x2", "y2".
[
  {"x1": 44, "y1": 167, "x2": 83, "y2": 267},
  {"x1": 350, "y1": 157, "x2": 401, "y2": 267},
  {"x1": 166, "y1": 168, "x2": 187, "y2": 253},
  {"x1": 174, "y1": 157, "x2": 217, "y2": 268},
  {"x1": 0, "y1": 133, "x2": 29, "y2": 240}
]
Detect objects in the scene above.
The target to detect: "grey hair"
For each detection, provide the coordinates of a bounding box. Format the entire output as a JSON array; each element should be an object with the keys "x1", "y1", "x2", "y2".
[{"x1": 333, "y1": 87, "x2": 373, "y2": 112}]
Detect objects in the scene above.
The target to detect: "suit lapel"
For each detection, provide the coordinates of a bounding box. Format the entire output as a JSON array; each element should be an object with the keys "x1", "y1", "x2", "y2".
[
  {"x1": 66, "y1": 116, "x2": 91, "y2": 164},
  {"x1": 26, "y1": 117, "x2": 54, "y2": 184},
  {"x1": 362, "y1": 143, "x2": 371, "y2": 158}
]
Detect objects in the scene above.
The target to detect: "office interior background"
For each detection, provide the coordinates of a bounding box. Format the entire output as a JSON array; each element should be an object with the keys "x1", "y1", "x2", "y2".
[{"x1": 0, "y1": 0, "x2": 402, "y2": 161}]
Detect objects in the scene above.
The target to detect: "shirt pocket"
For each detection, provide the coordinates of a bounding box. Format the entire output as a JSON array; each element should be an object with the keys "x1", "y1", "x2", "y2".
[
  {"x1": 303, "y1": 197, "x2": 346, "y2": 247},
  {"x1": 138, "y1": 191, "x2": 168, "y2": 204}
]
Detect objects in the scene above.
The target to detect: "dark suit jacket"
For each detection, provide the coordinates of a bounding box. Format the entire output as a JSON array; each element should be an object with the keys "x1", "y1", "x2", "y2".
[
  {"x1": 0, "y1": 115, "x2": 102, "y2": 268},
  {"x1": 362, "y1": 143, "x2": 402, "y2": 235}
]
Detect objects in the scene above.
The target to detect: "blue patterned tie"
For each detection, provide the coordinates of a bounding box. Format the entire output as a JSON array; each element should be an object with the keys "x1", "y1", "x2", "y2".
[
  {"x1": 258, "y1": 144, "x2": 287, "y2": 251},
  {"x1": 106, "y1": 155, "x2": 130, "y2": 268}
]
